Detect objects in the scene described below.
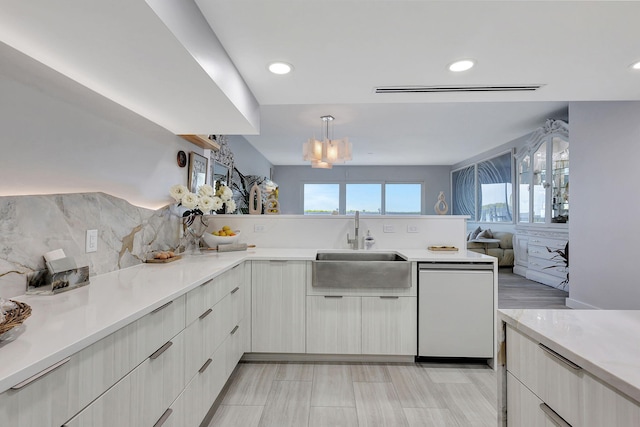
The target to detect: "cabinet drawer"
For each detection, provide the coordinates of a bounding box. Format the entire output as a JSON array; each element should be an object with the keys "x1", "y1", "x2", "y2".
[
  {"x1": 362, "y1": 296, "x2": 416, "y2": 355},
  {"x1": 528, "y1": 245, "x2": 564, "y2": 262},
  {"x1": 583, "y1": 373, "x2": 640, "y2": 427},
  {"x1": 306, "y1": 295, "x2": 361, "y2": 355},
  {"x1": 527, "y1": 256, "x2": 568, "y2": 277},
  {"x1": 527, "y1": 237, "x2": 567, "y2": 250},
  {"x1": 184, "y1": 294, "x2": 232, "y2": 379},
  {"x1": 506, "y1": 325, "x2": 582, "y2": 426},
  {"x1": 64, "y1": 331, "x2": 186, "y2": 427},
  {"x1": 507, "y1": 372, "x2": 546, "y2": 426}
]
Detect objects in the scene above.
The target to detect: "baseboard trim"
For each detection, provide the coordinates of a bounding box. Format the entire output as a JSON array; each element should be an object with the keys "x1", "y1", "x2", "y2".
[
  {"x1": 565, "y1": 298, "x2": 600, "y2": 310},
  {"x1": 242, "y1": 353, "x2": 415, "y2": 363}
]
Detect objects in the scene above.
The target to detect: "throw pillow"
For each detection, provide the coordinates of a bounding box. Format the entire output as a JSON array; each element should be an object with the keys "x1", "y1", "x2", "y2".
[
  {"x1": 477, "y1": 229, "x2": 493, "y2": 239},
  {"x1": 469, "y1": 226, "x2": 482, "y2": 240}
]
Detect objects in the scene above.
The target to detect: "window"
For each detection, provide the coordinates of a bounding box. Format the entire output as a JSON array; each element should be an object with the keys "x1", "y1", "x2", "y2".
[
  {"x1": 385, "y1": 184, "x2": 422, "y2": 215},
  {"x1": 304, "y1": 182, "x2": 423, "y2": 215},
  {"x1": 477, "y1": 152, "x2": 513, "y2": 222},
  {"x1": 452, "y1": 151, "x2": 513, "y2": 223},
  {"x1": 346, "y1": 184, "x2": 381, "y2": 214},
  {"x1": 303, "y1": 183, "x2": 339, "y2": 215}
]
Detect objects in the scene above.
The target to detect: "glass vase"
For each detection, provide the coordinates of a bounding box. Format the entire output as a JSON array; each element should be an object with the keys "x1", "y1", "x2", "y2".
[{"x1": 183, "y1": 214, "x2": 209, "y2": 255}]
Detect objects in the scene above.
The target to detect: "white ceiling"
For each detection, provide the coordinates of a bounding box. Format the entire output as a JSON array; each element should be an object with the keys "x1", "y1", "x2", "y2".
[{"x1": 195, "y1": 0, "x2": 640, "y2": 165}]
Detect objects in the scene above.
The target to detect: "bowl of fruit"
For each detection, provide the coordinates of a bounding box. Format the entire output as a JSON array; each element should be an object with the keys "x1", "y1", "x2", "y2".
[{"x1": 202, "y1": 225, "x2": 240, "y2": 247}]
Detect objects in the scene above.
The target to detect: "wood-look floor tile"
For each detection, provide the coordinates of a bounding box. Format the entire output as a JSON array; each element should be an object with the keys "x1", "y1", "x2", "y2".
[
  {"x1": 275, "y1": 362, "x2": 314, "y2": 381},
  {"x1": 403, "y1": 407, "x2": 460, "y2": 427},
  {"x1": 387, "y1": 364, "x2": 446, "y2": 409},
  {"x1": 423, "y1": 366, "x2": 472, "y2": 384},
  {"x1": 308, "y1": 407, "x2": 359, "y2": 427},
  {"x1": 311, "y1": 364, "x2": 355, "y2": 407},
  {"x1": 467, "y1": 368, "x2": 498, "y2": 410},
  {"x1": 221, "y1": 363, "x2": 278, "y2": 406},
  {"x1": 208, "y1": 405, "x2": 263, "y2": 427},
  {"x1": 354, "y1": 381, "x2": 409, "y2": 427},
  {"x1": 258, "y1": 380, "x2": 312, "y2": 427},
  {"x1": 350, "y1": 363, "x2": 391, "y2": 382},
  {"x1": 439, "y1": 382, "x2": 497, "y2": 426}
]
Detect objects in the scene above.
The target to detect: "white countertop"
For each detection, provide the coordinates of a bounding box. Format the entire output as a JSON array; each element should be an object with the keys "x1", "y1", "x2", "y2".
[
  {"x1": 499, "y1": 309, "x2": 640, "y2": 403},
  {"x1": 0, "y1": 248, "x2": 494, "y2": 393}
]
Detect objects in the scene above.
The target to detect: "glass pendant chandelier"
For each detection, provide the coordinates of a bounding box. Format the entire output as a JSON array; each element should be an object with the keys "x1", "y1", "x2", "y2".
[{"x1": 302, "y1": 115, "x2": 352, "y2": 169}]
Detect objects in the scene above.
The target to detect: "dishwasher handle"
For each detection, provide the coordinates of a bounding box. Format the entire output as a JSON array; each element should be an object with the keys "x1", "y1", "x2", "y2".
[{"x1": 419, "y1": 262, "x2": 493, "y2": 271}]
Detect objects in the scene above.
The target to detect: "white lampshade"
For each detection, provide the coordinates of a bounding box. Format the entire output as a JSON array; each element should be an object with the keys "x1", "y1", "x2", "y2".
[{"x1": 303, "y1": 115, "x2": 352, "y2": 168}]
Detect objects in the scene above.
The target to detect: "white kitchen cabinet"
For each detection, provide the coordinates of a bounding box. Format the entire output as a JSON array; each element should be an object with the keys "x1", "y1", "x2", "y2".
[
  {"x1": 64, "y1": 330, "x2": 186, "y2": 427},
  {"x1": 0, "y1": 294, "x2": 185, "y2": 427},
  {"x1": 362, "y1": 296, "x2": 417, "y2": 355},
  {"x1": 251, "y1": 260, "x2": 306, "y2": 353},
  {"x1": 583, "y1": 373, "x2": 640, "y2": 427},
  {"x1": 226, "y1": 319, "x2": 247, "y2": 375},
  {"x1": 306, "y1": 295, "x2": 361, "y2": 354},
  {"x1": 505, "y1": 325, "x2": 582, "y2": 426},
  {"x1": 506, "y1": 371, "x2": 550, "y2": 427}
]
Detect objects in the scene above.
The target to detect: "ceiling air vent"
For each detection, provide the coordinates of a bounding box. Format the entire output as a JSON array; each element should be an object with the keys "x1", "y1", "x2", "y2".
[{"x1": 375, "y1": 84, "x2": 544, "y2": 94}]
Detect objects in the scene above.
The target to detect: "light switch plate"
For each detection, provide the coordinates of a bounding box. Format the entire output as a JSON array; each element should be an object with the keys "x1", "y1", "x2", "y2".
[
  {"x1": 254, "y1": 224, "x2": 265, "y2": 232},
  {"x1": 383, "y1": 224, "x2": 395, "y2": 233},
  {"x1": 86, "y1": 229, "x2": 98, "y2": 253},
  {"x1": 407, "y1": 225, "x2": 419, "y2": 233}
]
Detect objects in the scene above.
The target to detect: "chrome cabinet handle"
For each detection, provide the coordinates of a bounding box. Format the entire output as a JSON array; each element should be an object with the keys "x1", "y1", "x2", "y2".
[
  {"x1": 151, "y1": 300, "x2": 173, "y2": 314},
  {"x1": 230, "y1": 325, "x2": 239, "y2": 335},
  {"x1": 380, "y1": 296, "x2": 399, "y2": 299},
  {"x1": 324, "y1": 295, "x2": 343, "y2": 298},
  {"x1": 539, "y1": 403, "x2": 572, "y2": 427},
  {"x1": 231, "y1": 286, "x2": 240, "y2": 294},
  {"x1": 538, "y1": 343, "x2": 582, "y2": 371},
  {"x1": 153, "y1": 408, "x2": 173, "y2": 427},
  {"x1": 199, "y1": 358, "x2": 213, "y2": 374},
  {"x1": 199, "y1": 308, "x2": 213, "y2": 320},
  {"x1": 150, "y1": 341, "x2": 173, "y2": 360},
  {"x1": 11, "y1": 357, "x2": 71, "y2": 390}
]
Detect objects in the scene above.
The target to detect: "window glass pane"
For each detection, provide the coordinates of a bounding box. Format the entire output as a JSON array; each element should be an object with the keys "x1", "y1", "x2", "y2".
[
  {"x1": 385, "y1": 184, "x2": 421, "y2": 215},
  {"x1": 346, "y1": 184, "x2": 381, "y2": 215},
  {"x1": 477, "y1": 152, "x2": 513, "y2": 222},
  {"x1": 452, "y1": 166, "x2": 476, "y2": 218},
  {"x1": 304, "y1": 184, "x2": 339, "y2": 215}
]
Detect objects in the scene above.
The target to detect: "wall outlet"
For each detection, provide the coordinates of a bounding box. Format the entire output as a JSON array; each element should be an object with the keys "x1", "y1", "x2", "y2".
[
  {"x1": 86, "y1": 229, "x2": 98, "y2": 253},
  {"x1": 407, "y1": 225, "x2": 419, "y2": 233},
  {"x1": 254, "y1": 224, "x2": 265, "y2": 232},
  {"x1": 383, "y1": 224, "x2": 395, "y2": 233}
]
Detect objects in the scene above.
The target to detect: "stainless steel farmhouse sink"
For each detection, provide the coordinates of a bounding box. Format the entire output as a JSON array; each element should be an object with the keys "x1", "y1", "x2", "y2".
[{"x1": 312, "y1": 251, "x2": 411, "y2": 288}]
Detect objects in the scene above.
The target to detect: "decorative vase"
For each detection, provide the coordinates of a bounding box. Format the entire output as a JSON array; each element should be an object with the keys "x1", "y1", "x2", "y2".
[{"x1": 183, "y1": 214, "x2": 209, "y2": 255}]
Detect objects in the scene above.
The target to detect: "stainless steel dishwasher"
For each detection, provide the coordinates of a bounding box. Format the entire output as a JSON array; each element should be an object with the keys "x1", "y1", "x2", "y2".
[{"x1": 418, "y1": 262, "x2": 494, "y2": 358}]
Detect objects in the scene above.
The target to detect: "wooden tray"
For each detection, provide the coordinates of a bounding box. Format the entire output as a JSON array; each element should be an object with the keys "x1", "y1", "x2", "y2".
[
  {"x1": 145, "y1": 255, "x2": 182, "y2": 263},
  {"x1": 427, "y1": 246, "x2": 459, "y2": 252}
]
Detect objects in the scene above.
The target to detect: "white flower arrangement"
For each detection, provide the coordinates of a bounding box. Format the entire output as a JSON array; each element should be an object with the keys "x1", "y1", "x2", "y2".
[{"x1": 169, "y1": 183, "x2": 236, "y2": 218}]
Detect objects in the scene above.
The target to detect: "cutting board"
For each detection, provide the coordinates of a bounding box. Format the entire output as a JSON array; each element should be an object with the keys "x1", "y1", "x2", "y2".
[
  {"x1": 427, "y1": 246, "x2": 459, "y2": 252},
  {"x1": 145, "y1": 255, "x2": 182, "y2": 263}
]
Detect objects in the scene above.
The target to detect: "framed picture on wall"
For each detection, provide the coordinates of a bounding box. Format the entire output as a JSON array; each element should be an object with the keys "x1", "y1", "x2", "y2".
[{"x1": 188, "y1": 151, "x2": 208, "y2": 193}]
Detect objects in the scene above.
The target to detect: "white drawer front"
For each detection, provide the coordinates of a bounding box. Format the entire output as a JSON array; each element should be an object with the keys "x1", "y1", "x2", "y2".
[{"x1": 506, "y1": 325, "x2": 582, "y2": 426}]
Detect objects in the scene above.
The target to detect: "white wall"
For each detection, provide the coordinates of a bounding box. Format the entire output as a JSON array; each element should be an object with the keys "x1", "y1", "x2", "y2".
[
  {"x1": 227, "y1": 135, "x2": 273, "y2": 178},
  {"x1": 0, "y1": 42, "x2": 198, "y2": 209},
  {"x1": 567, "y1": 101, "x2": 640, "y2": 309}
]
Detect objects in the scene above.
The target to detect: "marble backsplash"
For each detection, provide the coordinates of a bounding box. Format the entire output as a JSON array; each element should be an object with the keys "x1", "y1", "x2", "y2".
[{"x1": 0, "y1": 192, "x2": 180, "y2": 298}]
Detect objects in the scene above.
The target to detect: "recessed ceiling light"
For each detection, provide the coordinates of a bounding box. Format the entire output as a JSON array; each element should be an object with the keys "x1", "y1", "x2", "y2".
[
  {"x1": 449, "y1": 59, "x2": 475, "y2": 72},
  {"x1": 268, "y1": 62, "x2": 293, "y2": 75},
  {"x1": 630, "y1": 61, "x2": 640, "y2": 70}
]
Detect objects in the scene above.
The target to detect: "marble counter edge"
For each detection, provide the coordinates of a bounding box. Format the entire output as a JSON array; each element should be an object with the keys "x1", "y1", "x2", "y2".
[{"x1": 498, "y1": 309, "x2": 640, "y2": 405}]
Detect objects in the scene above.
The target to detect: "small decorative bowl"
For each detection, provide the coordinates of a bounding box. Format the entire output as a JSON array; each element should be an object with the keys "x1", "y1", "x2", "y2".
[{"x1": 202, "y1": 231, "x2": 240, "y2": 247}]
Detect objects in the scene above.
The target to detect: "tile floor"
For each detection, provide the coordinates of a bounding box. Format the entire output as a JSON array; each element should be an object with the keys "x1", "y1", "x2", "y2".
[
  {"x1": 207, "y1": 269, "x2": 568, "y2": 427},
  {"x1": 208, "y1": 362, "x2": 496, "y2": 427}
]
